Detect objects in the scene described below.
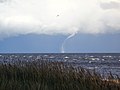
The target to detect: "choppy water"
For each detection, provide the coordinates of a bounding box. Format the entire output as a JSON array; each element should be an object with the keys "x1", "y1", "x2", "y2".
[{"x1": 0, "y1": 53, "x2": 120, "y2": 76}]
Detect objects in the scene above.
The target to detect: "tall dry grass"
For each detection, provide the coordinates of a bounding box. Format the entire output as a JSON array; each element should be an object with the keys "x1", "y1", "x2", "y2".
[{"x1": 0, "y1": 60, "x2": 120, "y2": 90}]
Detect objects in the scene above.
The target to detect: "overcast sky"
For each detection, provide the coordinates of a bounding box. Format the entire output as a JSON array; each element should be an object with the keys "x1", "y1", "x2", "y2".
[{"x1": 0, "y1": 0, "x2": 120, "y2": 53}]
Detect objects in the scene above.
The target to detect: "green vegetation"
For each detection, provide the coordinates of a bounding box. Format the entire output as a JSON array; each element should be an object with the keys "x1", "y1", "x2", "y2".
[{"x1": 0, "y1": 60, "x2": 120, "y2": 90}]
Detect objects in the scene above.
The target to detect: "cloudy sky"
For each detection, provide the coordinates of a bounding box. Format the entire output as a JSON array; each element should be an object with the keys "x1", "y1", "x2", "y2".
[{"x1": 0, "y1": 0, "x2": 120, "y2": 53}]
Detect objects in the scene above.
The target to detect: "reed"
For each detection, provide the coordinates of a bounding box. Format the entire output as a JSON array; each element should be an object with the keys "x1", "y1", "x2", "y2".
[{"x1": 0, "y1": 60, "x2": 120, "y2": 90}]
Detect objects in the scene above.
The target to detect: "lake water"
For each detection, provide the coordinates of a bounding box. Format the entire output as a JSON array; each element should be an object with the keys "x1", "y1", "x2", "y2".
[{"x1": 0, "y1": 53, "x2": 120, "y2": 76}]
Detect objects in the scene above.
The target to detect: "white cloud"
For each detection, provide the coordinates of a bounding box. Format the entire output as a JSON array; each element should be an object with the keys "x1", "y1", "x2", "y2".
[{"x1": 0, "y1": 0, "x2": 120, "y2": 38}]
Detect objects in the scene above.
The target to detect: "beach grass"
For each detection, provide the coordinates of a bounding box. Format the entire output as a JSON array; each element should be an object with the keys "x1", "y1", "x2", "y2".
[{"x1": 0, "y1": 60, "x2": 120, "y2": 90}]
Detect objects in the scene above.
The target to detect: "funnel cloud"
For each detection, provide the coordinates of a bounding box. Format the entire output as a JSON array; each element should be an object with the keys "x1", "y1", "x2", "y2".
[
  {"x1": 0, "y1": 0, "x2": 120, "y2": 39},
  {"x1": 61, "y1": 32, "x2": 77, "y2": 53}
]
